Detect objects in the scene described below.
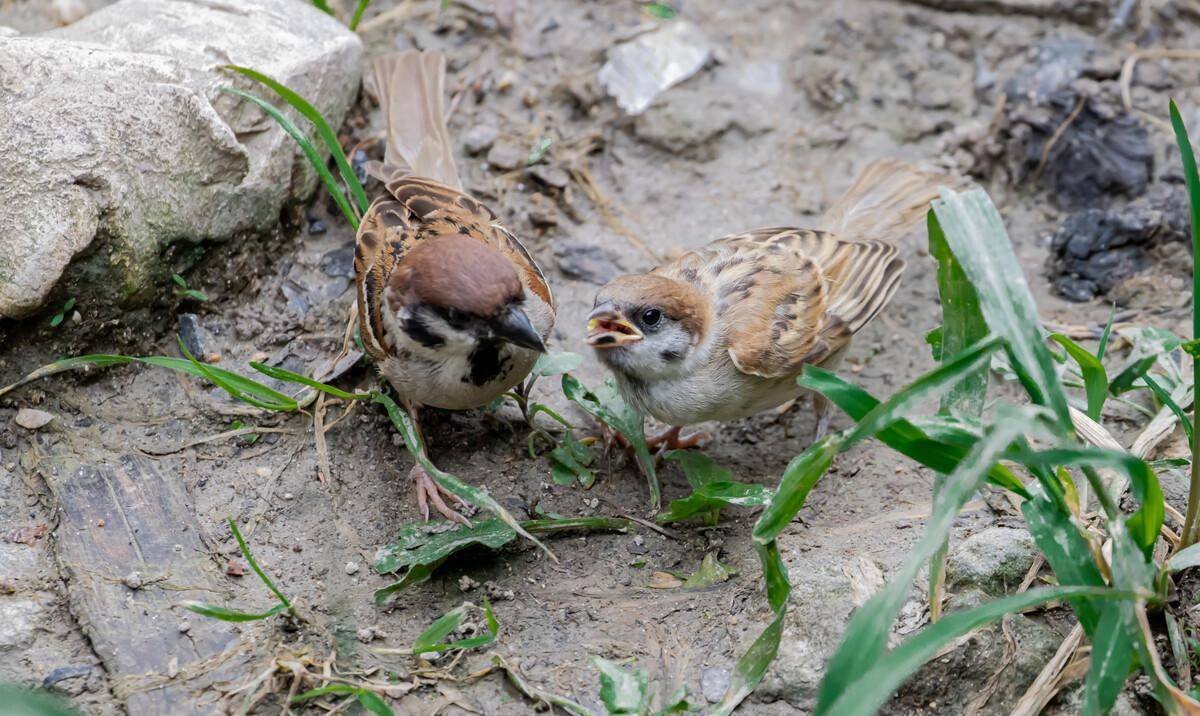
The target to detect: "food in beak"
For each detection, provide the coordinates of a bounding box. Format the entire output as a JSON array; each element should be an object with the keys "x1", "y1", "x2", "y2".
[{"x1": 586, "y1": 314, "x2": 643, "y2": 347}]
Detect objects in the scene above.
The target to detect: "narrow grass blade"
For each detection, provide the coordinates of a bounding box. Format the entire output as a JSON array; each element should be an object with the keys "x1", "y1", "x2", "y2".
[
  {"x1": 355, "y1": 692, "x2": 394, "y2": 716},
  {"x1": 753, "y1": 436, "x2": 838, "y2": 543},
  {"x1": 225, "y1": 66, "x2": 369, "y2": 215},
  {"x1": 250, "y1": 362, "x2": 369, "y2": 401},
  {"x1": 819, "y1": 586, "x2": 1137, "y2": 716},
  {"x1": 1051, "y1": 333, "x2": 1109, "y2": 420},
  {"x1": 1109, "y1": 355, "x2": 1158, "y2": 395},
  {"x1": 712, "y1": 541, "x2": 789, "y2": 715},
  {"x1": 220, "y1": 87, "x2": 360, "y2": 229},
  {"x1": 798, "y1": 366, "x2": 1029, "y2": 497},
  {"x1": 310, "y1": 0, "x2": 334, "y2": 15},
  {"x1": 371, "y1": 392, "x2": 553, "y2": 560},
  {"x1": 349, "y1": 0, "x2": 372, "y2": 30},
  {"x1": 1083, "y1": 606, "x2": 1134, "y2": 714},
  {"x1": 1021, "y1": 497, "x2": 1104, "y2": 634},
  {"x1": 843, "y1": 336, "x2": 1003, "y2": 447},
  {"x1": 228, "y1": 518, "x2": 291, "y2": 611},
  {"x1": 1168, "y1": 542, "x2": 1200, "y2": 572},
  {"x1": 181, "y1": 601, "x2": 287, "y2": 622},
  {"x1": 1097, "y1": 304, "x2": 1117, "y2": 361},
  {"x1": 931, "y1": 188, "x2": 1072, "y2": 431},
  {"x1": 411, "y1": 600, "x2": 499, "y2": 654},
  {"x1": 165, "y1": 341, "x2": 298, "y2": 411},
  {"x1": 815, "y1": 405, "x2": 1038, "y2": 714},
  {"x1": 1143, "y1": 374, "x2": 1193, "y2": 442},
  {"x1": 928, "y1": 210, "x2": 989, "y2": 417},
  {"x1": 0, "y1": 354, "x2": 135, "y2": 398}
]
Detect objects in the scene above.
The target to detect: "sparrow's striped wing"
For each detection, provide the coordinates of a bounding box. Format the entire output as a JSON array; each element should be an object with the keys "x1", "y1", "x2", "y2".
[
  {"x1": 661, "y1": 228, "x2": 903, "y2": 379},
  {"x1": 354, "y1": 171, "x2": 554, "y2": 360}
]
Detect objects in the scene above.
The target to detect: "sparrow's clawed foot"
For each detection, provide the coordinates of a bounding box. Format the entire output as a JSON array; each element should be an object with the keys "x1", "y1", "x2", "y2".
[
  {"x1": 412, "y1": 465, "x2": 472, "y2": 526},
  {"x1": 646, "y1": 425, "x2": 712, "y2": 456}
]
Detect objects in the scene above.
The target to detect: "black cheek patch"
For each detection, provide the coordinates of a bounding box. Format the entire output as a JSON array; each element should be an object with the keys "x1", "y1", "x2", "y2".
[
  {"x1": 402, "y1": 316, "x2": 445, "y2": 348},
  {"x1": 660, "y1": 349, "x2": 682, "y2": 362}
]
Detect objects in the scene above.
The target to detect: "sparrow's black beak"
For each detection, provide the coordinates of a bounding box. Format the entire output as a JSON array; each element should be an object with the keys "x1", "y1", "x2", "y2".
[{"x1": 491, "y1": 305, "x2": 545, "y2": 352}]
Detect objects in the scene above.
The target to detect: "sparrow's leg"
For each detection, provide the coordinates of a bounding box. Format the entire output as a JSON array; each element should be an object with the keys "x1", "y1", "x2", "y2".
[
  {"x1": 812, "y1": 394, "x2": 832, "y2": 442},
  {"x1": 411, "y1": 464, "x2": 471, "y2": 526},
  {"x1": 405, "y1": 401, "x2": 472, "y2": 526},
  {"x1": 646, "y1": 426, "x2": 713, "y2": 453}
]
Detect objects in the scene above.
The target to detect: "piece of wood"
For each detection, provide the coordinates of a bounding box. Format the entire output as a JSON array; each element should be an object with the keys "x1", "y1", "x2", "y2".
[{"x1": 41, "y1": 453, "x2": 249, "y2": 715}]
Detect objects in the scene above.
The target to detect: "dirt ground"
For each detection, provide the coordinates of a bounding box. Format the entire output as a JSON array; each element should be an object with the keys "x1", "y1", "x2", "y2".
[{"x1": 4, "y1": 0, "x2": 1200, "y2": 714}]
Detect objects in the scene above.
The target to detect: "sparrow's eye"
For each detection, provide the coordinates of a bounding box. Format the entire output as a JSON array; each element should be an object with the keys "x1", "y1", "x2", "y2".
[
  {"x1": 641, "y1": 308, "x2": 663, "y2": 328},
  {"x1": 444, "y1": 307, "x2": 468, "y2": 328}
]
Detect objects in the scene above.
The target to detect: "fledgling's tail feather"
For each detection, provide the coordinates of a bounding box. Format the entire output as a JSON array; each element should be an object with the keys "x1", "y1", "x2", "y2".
[
  {"x1": 372, "y1": 50, "x2": 461, "y2": 191},
  {"x1": 816, "y1": 159, "x2": 951, "y2": 244}
]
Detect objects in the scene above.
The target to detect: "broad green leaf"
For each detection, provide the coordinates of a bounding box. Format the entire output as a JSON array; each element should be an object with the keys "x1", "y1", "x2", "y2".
[
  {"x1": 1051, "y1": 334, "x2": 1108, "y2": 420},
  {"x1": 372, "y1": 517, "x2": 628, "y2": 602},
  {"x1": 657, "y1": 480, "x2": 773, "y2": 524},
  {"x1": 532, "y1": 352, "x2": 582, "y2": 378},
  {"x1": 250, "y1": 362, "x2": 368, "y2": 401},
  {"x1": 181, "y1": 601, "x2": 286, "y2": 622},
  {"x1": 412, "y1": 600, "x2": 499, "y2": 654},
  {"x1": 0, "y1": 684, "x2": 83, "y2": 716},
  {"x1": 1083, "y1": 606, "x2": 1133, "y2": 714},
  {"x1": 844, "y1": 335, "x2": 1003, "y2": 447},
  {"x1": 712, "y1": 541, "x2": 789, "y2": 715},
  {"x1": 680, "y1": 552, "x2": 736, "y2": 588},
  {"x1": 928, "y1": 210, "x2": 989, "y2": 417},
  {"x1": 931, "y1": 188, "x2": 1072, "y2": 431},
  {"x1": 224, "y1": 67, "x2": 369, "y2": 215},
  {"x1": 549, "y1": 431, "x2": 595, "y2": 487},
  {"x1": 220, "y1": 87, "x2": 360, "y2": 229},
  {"x1": 665, "y1": 449, "x2": 731, "y2": 489},
  {"x1": 593, "y1": 657, "x2": 648, "y2": 714},
  {"x1": 815, "y1": 405, "x2": 1039, "y2": 714},
  {"x1": 818, "y1": 586, "x2": 1137, "y2": 716},
  {"x1": 1167, "y1": 542, "x2": 1200, "y2": 573},
  {"x1": 562, "y1": 375, "x2": 659, "y2": 510}
]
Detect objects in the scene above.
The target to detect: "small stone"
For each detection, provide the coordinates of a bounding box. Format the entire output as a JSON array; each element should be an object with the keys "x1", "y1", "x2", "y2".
[
  {"x1": 49, "y1": 0, "x2": 88, "y2": 26},
  {"x1": 484, "y1": 581, "x2": 516, "y2": 601},
  {"x1": 14, "y1": 408, "x2": 54, "y2": 430},
  {"x1": 649, "y1": 572, "x2": 683, "y2": 589},
  {"x1": 177, "y1": 620, "x2": 191, "y2": 634},
  {"x1": 356, "y1": 626, "x2": 386, "y2": 643},
  {"x1": 495, "y1": 69, "x2": 518, "y2": 92},
  {"x1": 177, "y1": 313, "x2": 207, "y2": 358},
  {"x1": 225, "y1": 561, "x2": 245, "y2": 577},
  {"x1": 458, "y1": 575, "x2": 479, "y2": 592},
  {"x1": 292, "y1": 544, "x2": 303, "y2": 553},
  {"x1": 307, "y1": 217, "x2": 327, "y2": 235},
  {"x1": 701, "y1": 667, "x2": 730, "y2": 703},
  {"x1": 282, "y1": 492, "x2": 294, "y2": 500},
  {"x1": 526, "y1": 193, "x2": 559, "y2": 227},
  {"x1": 42, "y1": 665, "x2": 95, "y2": 696},
  {"x1": 487, "y1": 139, "x2": 524, "y2": 171},
  {"x1": 255, "y1": 467, "x2": 271, "y2": 479},
  {"x1": 121, "y1": 571, "x2": 144, "y2": 590},
  {"x1": 463, "y1": 124, "x2": 499, "y2": 155},
  {"x1": 344, "y1": 561, "x2": 360, "y2": 575},
  {"x1": 557, "y1": 243, "x2": 619, "y2": 285},
  {"x1": 946, "y1": 527, "x2": 1038, "y2": 596},
  {"x1": 0, "y1": 598, "x2": 46, "y2": 649},
  {"x1": 527, "y1": 164, "x2": 569, "y2": 189}
]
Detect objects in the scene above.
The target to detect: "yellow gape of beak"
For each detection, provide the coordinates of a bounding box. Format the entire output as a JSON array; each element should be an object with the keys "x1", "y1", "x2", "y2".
[{"x1": 586, "y1": 311, "x2": 643, "y2": 348}]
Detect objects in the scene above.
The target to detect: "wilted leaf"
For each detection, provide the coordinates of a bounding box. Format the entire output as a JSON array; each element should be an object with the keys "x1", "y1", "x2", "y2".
[{"x1": 593, "y1": 657, "x2": 648, "y2": 714}]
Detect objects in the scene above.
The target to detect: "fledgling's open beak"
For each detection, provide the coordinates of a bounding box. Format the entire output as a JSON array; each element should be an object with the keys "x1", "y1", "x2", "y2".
[
  {"x1": 586, "y1": 304, "x2": 643, "y2": 348},
  {"x1": 492, "y1": 305, "x2": 546, "y2": 352}
]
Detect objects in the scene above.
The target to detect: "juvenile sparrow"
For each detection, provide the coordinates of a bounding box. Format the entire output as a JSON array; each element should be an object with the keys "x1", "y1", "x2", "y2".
[
  {"x1": 355, "y1": 50, "x2": 555, "y2": 523},
  {"x1": 586, "y1": 160, "x2": 944, "y2": 449}
]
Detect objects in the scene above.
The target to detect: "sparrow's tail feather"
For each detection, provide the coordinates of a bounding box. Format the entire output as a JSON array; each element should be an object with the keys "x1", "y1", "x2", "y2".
[
  {"x1": 372, "y1": 50, "x2": 462, "y2": 191},
  {"x1": 815, "y1": 160, "x2": 951, "y2": 340},
  {"x1": 816, "y1": 159, "x2": 948, "y2": 244}
]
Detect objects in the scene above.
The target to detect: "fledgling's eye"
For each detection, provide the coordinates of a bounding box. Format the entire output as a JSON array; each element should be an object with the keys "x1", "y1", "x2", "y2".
[{"x1": 641, "y1": 308, "x2": 663, "y2": 328}]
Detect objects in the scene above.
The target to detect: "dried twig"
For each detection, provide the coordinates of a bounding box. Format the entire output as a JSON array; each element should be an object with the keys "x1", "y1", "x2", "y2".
[
  {"x1": 1120, "y1": 48, "x2": 1200, "y2": 133},
  {"x1": 1030, "y1": 94, "x2": 1087, "y2": 185}
]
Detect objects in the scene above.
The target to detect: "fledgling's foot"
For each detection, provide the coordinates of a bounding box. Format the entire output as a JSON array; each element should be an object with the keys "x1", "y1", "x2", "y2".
[
  {"x1": 646, "y1": 426, "x2": 713, "y2": 455},
  {"x1": 411, "y1": 465, "x2": 471, "y2": 526}
]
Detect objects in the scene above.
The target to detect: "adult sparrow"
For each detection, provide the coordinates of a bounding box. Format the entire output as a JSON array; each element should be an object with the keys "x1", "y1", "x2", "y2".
[
  {"x1": 586, "y1": 160, "x2": 944, "y2": 448},
  {"x1": 355, "y1": 50, "x2": 555, "y2": 522}
]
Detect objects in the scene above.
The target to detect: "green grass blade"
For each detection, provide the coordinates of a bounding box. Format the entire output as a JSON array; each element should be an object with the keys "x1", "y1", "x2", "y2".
[
  {"x1": 220, "y1": 87, "x2": 360, "y2": 229},
  {"x1": 1021, "y1": 497, "x2": 1105, "y2": 634},
  {"x1": 815, "y1": 405, "x2": 1039, "y2": 714},
  {"x1": 798, "y1": 366, "x2": 1029, "y2": 497},
  {"x1": 349, "y1": 0, "x2": 372, "y2": 30},
  {"x1": 0, "y1": 354, "x2": 136, "y2": 398},
  {"x1": 228, "y1": 518, "x2": 291, "y2": 611},
  {"x1": 181, "y1": 601, "x2": 287, "y2": 622},
  {"x1": 844, "y1": 335, "x2": 1003, "y2": 447},
  {"x1": 1097, "y1": 304, "x2": 1117, "y2": 361},
  {"x1": 561, "y1": 375, "x2": 659, "y2": 510},
  {"x1": 928, "y1": 210, "x2": 989, "y2": 417},
  {"x1": 370, "y1": 392, "x2": 553, "y2": 559},
  {"x1": 1083, "y1": 606, "x2": 1134, "y2": 714},
  {"x1": 1051, "y1": 334, "x2": 1109, "y2": 420},
  {"x1": 310, "y1": 0, "x2": 334, "y2": 16},
  {"x1": 412, "y1": 603, "x2": 469, "y2": 654},
  {"x1": 1143, "y1": 374, "x2": 1193, "y2": 442},
  {"x1": 819, "y1": 586, "x2": 1136, "y2": 716},
  {"x1": 931, "y1": 188, "x2": 1072, "y2": 431},
  {"x1": 355, "y1": 692, "x2": 395, "y2": 716},
  {"x1": 711, "y1": 541, "x2": 789, "y2": 715},
  {"x1": 225, "y1": 66, "x2": 369, "y2": 215},
  {"x1": 752, "y1": 436, "x2": 838, "y2": 543},
  {"x1": 656, "y1": 480, "x2": 774, "y2": 525},
  {"x1": 1109, "y1": 354, "x2": 1158, "y2": 395},
  {"x1": 250, "y1": 362, "x2": 369, "y2": 401},
  {"x1": 157, "y1": 341, "x2": 298, "y2": 411}
]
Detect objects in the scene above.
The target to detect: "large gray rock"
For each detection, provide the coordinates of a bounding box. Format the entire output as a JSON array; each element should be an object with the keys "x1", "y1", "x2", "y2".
[
  {"x1": 756, "y1": 553, "x2": 885, "y2": 710},
  {"x1": 0, "y1": 0, "x2": 363, "y2": 318}
]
